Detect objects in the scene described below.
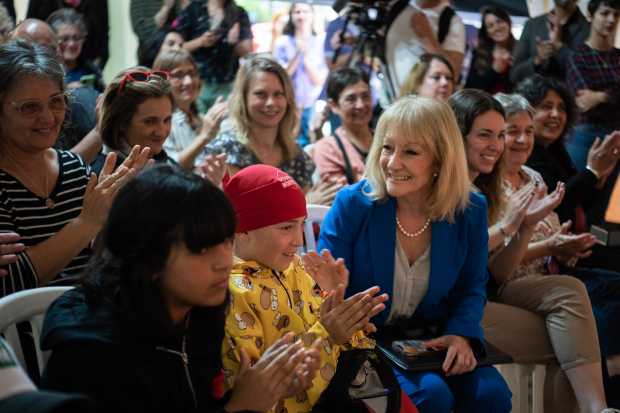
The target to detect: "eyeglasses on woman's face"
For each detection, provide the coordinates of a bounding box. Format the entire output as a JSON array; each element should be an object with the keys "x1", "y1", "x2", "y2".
[
  {"x1": 2, "y1": 93, "x2": 68, "y2": 118},
  {"x1": 169, "y1": 69, "x2": 200, "y2": 82}
]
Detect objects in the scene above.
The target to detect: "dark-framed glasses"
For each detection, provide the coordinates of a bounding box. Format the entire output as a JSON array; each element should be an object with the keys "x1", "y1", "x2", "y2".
[
  {"x1": 3, "y1": 93, "x2": 68, "y2": 118},
  {"x1": 117, "y1": 71, "x2": 170, "y2": 95},
  {"x1": 169, "y1": 69, "x2": 200, "y2": 82}
]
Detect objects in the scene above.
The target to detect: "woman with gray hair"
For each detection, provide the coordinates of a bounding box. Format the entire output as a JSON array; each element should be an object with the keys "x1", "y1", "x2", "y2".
[
  {"x1": 0, "y1": 40, "x2": 149, "y2": 297},
  {"x1": 46, "y1": 8, "x2": 104, "y2": 92}
]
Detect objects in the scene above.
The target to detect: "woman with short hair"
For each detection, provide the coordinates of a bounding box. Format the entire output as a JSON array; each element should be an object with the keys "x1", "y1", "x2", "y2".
[
  {"x1": 399, "y1": 54, "x2": 454, "y2": 102},
  {"x1": 0, "y1": 40, "x2": 147, "y2": 297},
  {"x1": 153, "y1": 50, "x2": 228, "y2": 168},
  {"x1": 138, "y1": 26, "x2": 185, "y2": 70},
  {"x1": 318, "y1": 95, "x2": 512, "y2": 412}
]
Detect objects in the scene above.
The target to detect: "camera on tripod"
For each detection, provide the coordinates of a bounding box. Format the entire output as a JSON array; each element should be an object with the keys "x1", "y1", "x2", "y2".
[{"x1": 337, "y1": 0, "x2": 388, "y2": 34}]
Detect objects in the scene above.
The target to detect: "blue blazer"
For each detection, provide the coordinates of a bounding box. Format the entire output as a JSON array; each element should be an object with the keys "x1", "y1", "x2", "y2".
[{"x1": 318, "y1": 181, "x2": 490, "y2": 353}]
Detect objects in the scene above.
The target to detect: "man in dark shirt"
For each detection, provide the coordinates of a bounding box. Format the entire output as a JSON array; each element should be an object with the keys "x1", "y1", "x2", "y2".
[{"x1": 511, "y1": 0, "x2": 590, "y2": 84}]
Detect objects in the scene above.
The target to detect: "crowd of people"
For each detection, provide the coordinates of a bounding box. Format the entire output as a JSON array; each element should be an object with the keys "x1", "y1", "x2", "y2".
[{"x1": 1, "y1": 0, "x2": 620, "y2": 412}]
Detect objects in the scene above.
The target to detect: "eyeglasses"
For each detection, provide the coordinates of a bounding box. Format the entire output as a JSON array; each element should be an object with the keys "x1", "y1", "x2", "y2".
[
  {"x1": 3, "y1": 93, "x2": 68, "y2": 118},
  {"x1": 117, "y1": 71, "x2": 170, "y2": 95},
  {"x1": 169, "y1": 69, "x2": 200, "y2": 82},
  {"x1": 58, "y1": 35, "x2": 85, "y2": 43}
]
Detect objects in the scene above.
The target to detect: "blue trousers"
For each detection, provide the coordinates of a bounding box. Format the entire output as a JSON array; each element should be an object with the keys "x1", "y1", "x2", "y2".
[{"x1": 394, "y1": 366, "x2": 512, "y2": 413}]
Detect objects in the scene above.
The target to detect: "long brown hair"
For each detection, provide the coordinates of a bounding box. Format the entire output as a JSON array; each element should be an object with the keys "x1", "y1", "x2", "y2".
[
  {"x1": 448, "y1": 89, "x2": 507, "y2": 226},
  {"x1": 474, "y1": 6, "x2": 516, "y2": 75},
  {"x1": 399, "y1": 54, "x2": 453, "y2": 98}
]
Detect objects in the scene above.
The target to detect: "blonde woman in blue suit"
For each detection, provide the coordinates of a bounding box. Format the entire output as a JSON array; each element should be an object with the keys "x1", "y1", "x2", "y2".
[{"x1": 316, "y1": 95, "x2": 511, "y2": 413}]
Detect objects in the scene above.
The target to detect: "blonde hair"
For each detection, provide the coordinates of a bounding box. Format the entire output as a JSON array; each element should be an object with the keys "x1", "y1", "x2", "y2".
[
  {"x1": 99, "y1": 66, "x2": 173, "y2": 150},
  {"x1": 153, "y1": 50, "x2": 202, "y2": 132},
  {"x1": 225, "y1": 55, "x2": 298, "y2": 161},
  {"x1": 364, "y1": 95, "x2": 471, "y2": 223},
  {"x1": 399, "y1": 54, "x2": 454, "y2": 98}
]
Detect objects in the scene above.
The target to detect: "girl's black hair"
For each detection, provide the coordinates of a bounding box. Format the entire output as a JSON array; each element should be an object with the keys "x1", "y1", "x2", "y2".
[
  {"x1": 588, "y1": 0, "x2": 620, "y2": 15},
  {"x1": 515, "y1": 74, "x2": 578, "y2": 145},
  {"x1": 138, "y1": 26, "x2": 183, "y2": 69},
  {"x1": 327, "y1": 66, "x2": 370, "y2": 102},
  {"x1": 80, "y1": 165, "x2": 237, "y2": 340},
  {"x1": 283, "y1": 3, "x2": 316, "y2": 36}
]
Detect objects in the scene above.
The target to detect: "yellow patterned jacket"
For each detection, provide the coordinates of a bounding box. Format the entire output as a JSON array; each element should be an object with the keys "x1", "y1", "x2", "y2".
[{"x1": 222, "y1": 256, "x2": 374, "y2": 413}]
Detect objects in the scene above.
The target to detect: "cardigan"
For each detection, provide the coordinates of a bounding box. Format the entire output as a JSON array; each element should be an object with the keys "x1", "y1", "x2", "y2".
[{"x1": 318, "y1": 181, "x2": 490, "y2": 354}]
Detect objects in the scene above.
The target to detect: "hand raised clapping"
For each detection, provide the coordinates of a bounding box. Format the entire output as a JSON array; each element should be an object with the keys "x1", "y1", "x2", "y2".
[
  {"x1": 0, "y1": 233, "x2": 25, "y2": 277},
  {"x1": 549, "y1": 220, "x2": 597, "y2": 261},
  {"x1": 522, "y1": 182, "x2": 565, "y2": 227},
  {"x1": 198, "y1": 150, "x2": 227, "y2": 188},
  {"x1": 302, "y1": 249, "x2": 348, "y2": 293}
]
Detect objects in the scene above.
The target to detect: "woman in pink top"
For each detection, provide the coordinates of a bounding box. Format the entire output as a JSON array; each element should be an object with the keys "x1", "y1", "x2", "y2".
[{"x1": 313, "y1": 67, "x2": 374, "y2": 184}]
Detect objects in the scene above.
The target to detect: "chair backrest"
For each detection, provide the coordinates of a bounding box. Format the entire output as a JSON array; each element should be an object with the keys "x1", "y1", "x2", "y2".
[
  {"x1": 0, "y1": 287, "x2": 73, "y2": 377},
  {"x1": 298, "y1": 204, "x2": 331, "y2": 256},
  {"x1": 303, "y1": 143, "x2": 321, "y2": 186}
]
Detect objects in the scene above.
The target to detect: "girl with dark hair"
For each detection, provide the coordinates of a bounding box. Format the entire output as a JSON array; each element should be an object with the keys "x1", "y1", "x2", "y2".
[
  {"x1": 274, "y1": 3, "x2": 328, "y2": 146},
  {"x1": 178, "y1": 0, "x2": 253, "y2": 114},
  {"x1": 517, "y1": 75, "x2": 620, "y2": 272},
  {"x1": 40, "y1": 165, "x2": 321, "y2": 413},
  {"x1": 138, "y1": 26, "x2": 185, "y2": 69},
  {"x1": 464, "y1": 6, "x2": 516, "y2": 94}
]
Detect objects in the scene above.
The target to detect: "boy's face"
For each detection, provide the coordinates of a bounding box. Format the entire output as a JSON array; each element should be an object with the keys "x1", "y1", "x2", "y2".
[{"x1": 235, "y1": 216, "x2": 307, "y2": 272}]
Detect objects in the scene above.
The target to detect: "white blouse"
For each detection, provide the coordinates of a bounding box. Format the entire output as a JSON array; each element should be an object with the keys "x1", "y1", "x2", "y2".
[
  {"x1": 165, "y1": 109, "x2": 204, "y2": 167},
  {"x1": 384, "y1": 237, "x2": 431, "y2": 325}
]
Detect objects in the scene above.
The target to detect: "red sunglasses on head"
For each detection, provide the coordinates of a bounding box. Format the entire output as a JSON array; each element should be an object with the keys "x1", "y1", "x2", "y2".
[{"x1": 117, "y1": 71, "x2": 170, "y2": 95}]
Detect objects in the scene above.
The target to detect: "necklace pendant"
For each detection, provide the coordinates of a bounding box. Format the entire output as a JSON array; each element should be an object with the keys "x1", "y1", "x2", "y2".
[{"x1": 46, "y1": 198, "x2": 55, "y2": 209}]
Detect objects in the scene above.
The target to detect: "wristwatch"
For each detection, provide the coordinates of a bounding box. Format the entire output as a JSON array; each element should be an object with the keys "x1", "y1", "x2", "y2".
[{"x1": 586, "y1": 165, "x2": 600, "y2": 179}]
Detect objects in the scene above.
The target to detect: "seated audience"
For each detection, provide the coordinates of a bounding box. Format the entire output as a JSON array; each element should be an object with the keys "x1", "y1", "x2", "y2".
[
  {"x1": 318, "y1": 95, "x2": 512, "y2": 412},
  {"x1": 26, "y1": 0, "x2": 109, "y2": 68},
  {"x1": 565, "y1": 0, "x2": 620, "y2": 224},
  {"x1": 274, "y1": 3, "x2": 328, "y2": 146},
  {"x1": 399, "y1": 54, "x2": 454, "y2": 102},
  {"x1": 313, "y1": 67, "x2": 373, "y2": 184},
  {"x1": 517, "y1": 75, "x2": 620, "y2": 272},
  {"x1": 464, "y1": 6, "x2": 516, "y2": 94},
  {"x1": 40, "y1": 165, "x2": 321, "y2": 413},
  {"x1": 47, "y1": 8, "x2": 105, "y2": 92},
  {"x1": 0, "y1": 3, "x2": 13, "y2": 43},
  {"x1": 138, "y1": 26, "x2": 184, "y2": 70},
  {"x1": 91, "y1": 67, "x2": 176, "y2": 176},
  {"x1": 221, "y1": 164, "x2": 387, "y2": 412},
  {"x1": 153, "y1": 50, "x2": 228, "y2": 169},
  {"x1": 0, "y1": 40, "x2": 148, "y2": 297},
  {"x1": 205, "y1": 55, "x2": 342, "y2": 206},
  {"x1": 11, "y1": 19, "x2": 102, "y2": 163}
]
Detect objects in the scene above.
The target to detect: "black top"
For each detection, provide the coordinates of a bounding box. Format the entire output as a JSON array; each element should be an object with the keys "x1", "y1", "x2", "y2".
[
  {"x1": 41, "y1": 289, "x2": 258, "y2": 413},
  {"x1": 90, "y1": 149, "x2": 178, "y2": 177},
  {"x1": 511, "y1": 7, "x2": 589, "y2": 84},
  {"x1": 26, "y1": 0, "x2": 109, "y2": 67},
  {"x1": 177, "y1": 2, "x2": 253, "y2": 84},
  {"x1": 58, "y1": 85, "x2": 99, "y2": 151},
  {"x1": 525, "y1": 140, "x2": 603, "y2": 229},
  {"x1": 0, "y1": 151, "x2": 91, "y2": 297},
  {"x1": 464, "y1": 45, "x2": 514, "y2": 93}
]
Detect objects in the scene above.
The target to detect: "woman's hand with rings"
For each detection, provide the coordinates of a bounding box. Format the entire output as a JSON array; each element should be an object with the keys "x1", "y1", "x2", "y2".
[
  {"x1": 0, "y1": 233, "x2": 25, "y2": 276},
  {"x1": 302, "y1": 249, "x2": 349, "y2": 293},
  {"x1": 576, "y1": 89, "x2": 607, "y2": 113},
  {"x1": 587, "y1": 131, "x2": 620, "y2": 186},
  {"x1": 420, "y1": 335, "x2": 476, "y2": 377}
]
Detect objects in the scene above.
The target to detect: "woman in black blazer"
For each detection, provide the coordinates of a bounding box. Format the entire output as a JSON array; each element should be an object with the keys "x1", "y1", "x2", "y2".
[{"x1": 465, "y1": 6, "x2": 516, "y2": 94}]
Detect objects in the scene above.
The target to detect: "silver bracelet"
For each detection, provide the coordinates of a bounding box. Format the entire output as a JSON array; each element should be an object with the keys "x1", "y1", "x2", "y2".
[
  {"x1": 586, "y1": 165, "x2": 600, "y2": 179},
  {"x1": 497, "y1": 221, "x2": 514, "y2": 237}
]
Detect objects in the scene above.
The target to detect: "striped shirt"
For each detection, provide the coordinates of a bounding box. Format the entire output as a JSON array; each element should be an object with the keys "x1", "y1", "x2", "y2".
[{"x1": 0, "y1": 150, "x2": 91, "y2": 297}]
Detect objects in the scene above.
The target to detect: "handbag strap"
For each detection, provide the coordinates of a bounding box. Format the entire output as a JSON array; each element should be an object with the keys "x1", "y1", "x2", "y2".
[{"x1": 333, "y1": 132, "x2": 355, "y2": 185}]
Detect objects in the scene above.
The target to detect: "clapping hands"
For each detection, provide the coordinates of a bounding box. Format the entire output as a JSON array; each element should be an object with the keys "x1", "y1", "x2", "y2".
[{"x1": 302, "y1": 249, "x2": 349, "y2": 293}]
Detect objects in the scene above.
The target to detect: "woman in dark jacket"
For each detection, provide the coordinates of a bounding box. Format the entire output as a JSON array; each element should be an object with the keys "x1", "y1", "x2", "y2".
[
  {"x1": 517, "y1": 75, "x2": 620, "y2": 272},
  {"x1": 465, "y1": 6, "x2": 516, "y2": 94},
  {"x1": 40, "y1": 165, "x2": 320, "y2": 413}
]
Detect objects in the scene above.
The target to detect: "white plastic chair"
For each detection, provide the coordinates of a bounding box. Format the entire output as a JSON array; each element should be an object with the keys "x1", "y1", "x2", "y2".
[
  {"x1": 297, "y1": 204, "x2": 331, "y2": 256},
  {"x1": 0, "y1": 287, "x2": 73, "y2": 377},
  {"x1": 495, "y1": 363, "x2": 545, "y2": 413},
  {"x1": 303, "y1": 143, "x2": 321, "y2": 186}
]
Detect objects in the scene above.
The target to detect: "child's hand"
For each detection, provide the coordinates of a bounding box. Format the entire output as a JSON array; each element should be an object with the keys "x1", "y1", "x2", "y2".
[
  {"x1": 302, "y1": 249, "x2": 348, "y2": 293},
  {"x1": 281, "y1": 337, "x2": 324, "y2": 399},
  {"x1": 223, "y1": 335, "x2": 307, "y2": 413},
  {"x1": 198, "y1": 150, "x2": 227, "y2": 188},
  {"x1": 320, "y1": 285, "x2": 387, "y2": 345}
]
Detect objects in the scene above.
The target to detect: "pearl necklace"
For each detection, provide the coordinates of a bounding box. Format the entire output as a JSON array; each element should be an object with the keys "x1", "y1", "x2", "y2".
[{"x1": 396, "y1": 217, "x2": 431, "y2": 237}]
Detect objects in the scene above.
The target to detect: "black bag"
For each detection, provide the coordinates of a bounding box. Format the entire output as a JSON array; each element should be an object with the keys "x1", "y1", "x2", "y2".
[{"x1": 312, "y1": 349, "x2": 403, "y2": 413}]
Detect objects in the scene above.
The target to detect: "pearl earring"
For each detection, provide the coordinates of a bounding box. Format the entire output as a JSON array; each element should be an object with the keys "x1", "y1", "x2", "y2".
[{"x1": 434, "y1": 173, "x2": 438, "y2": 177}]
